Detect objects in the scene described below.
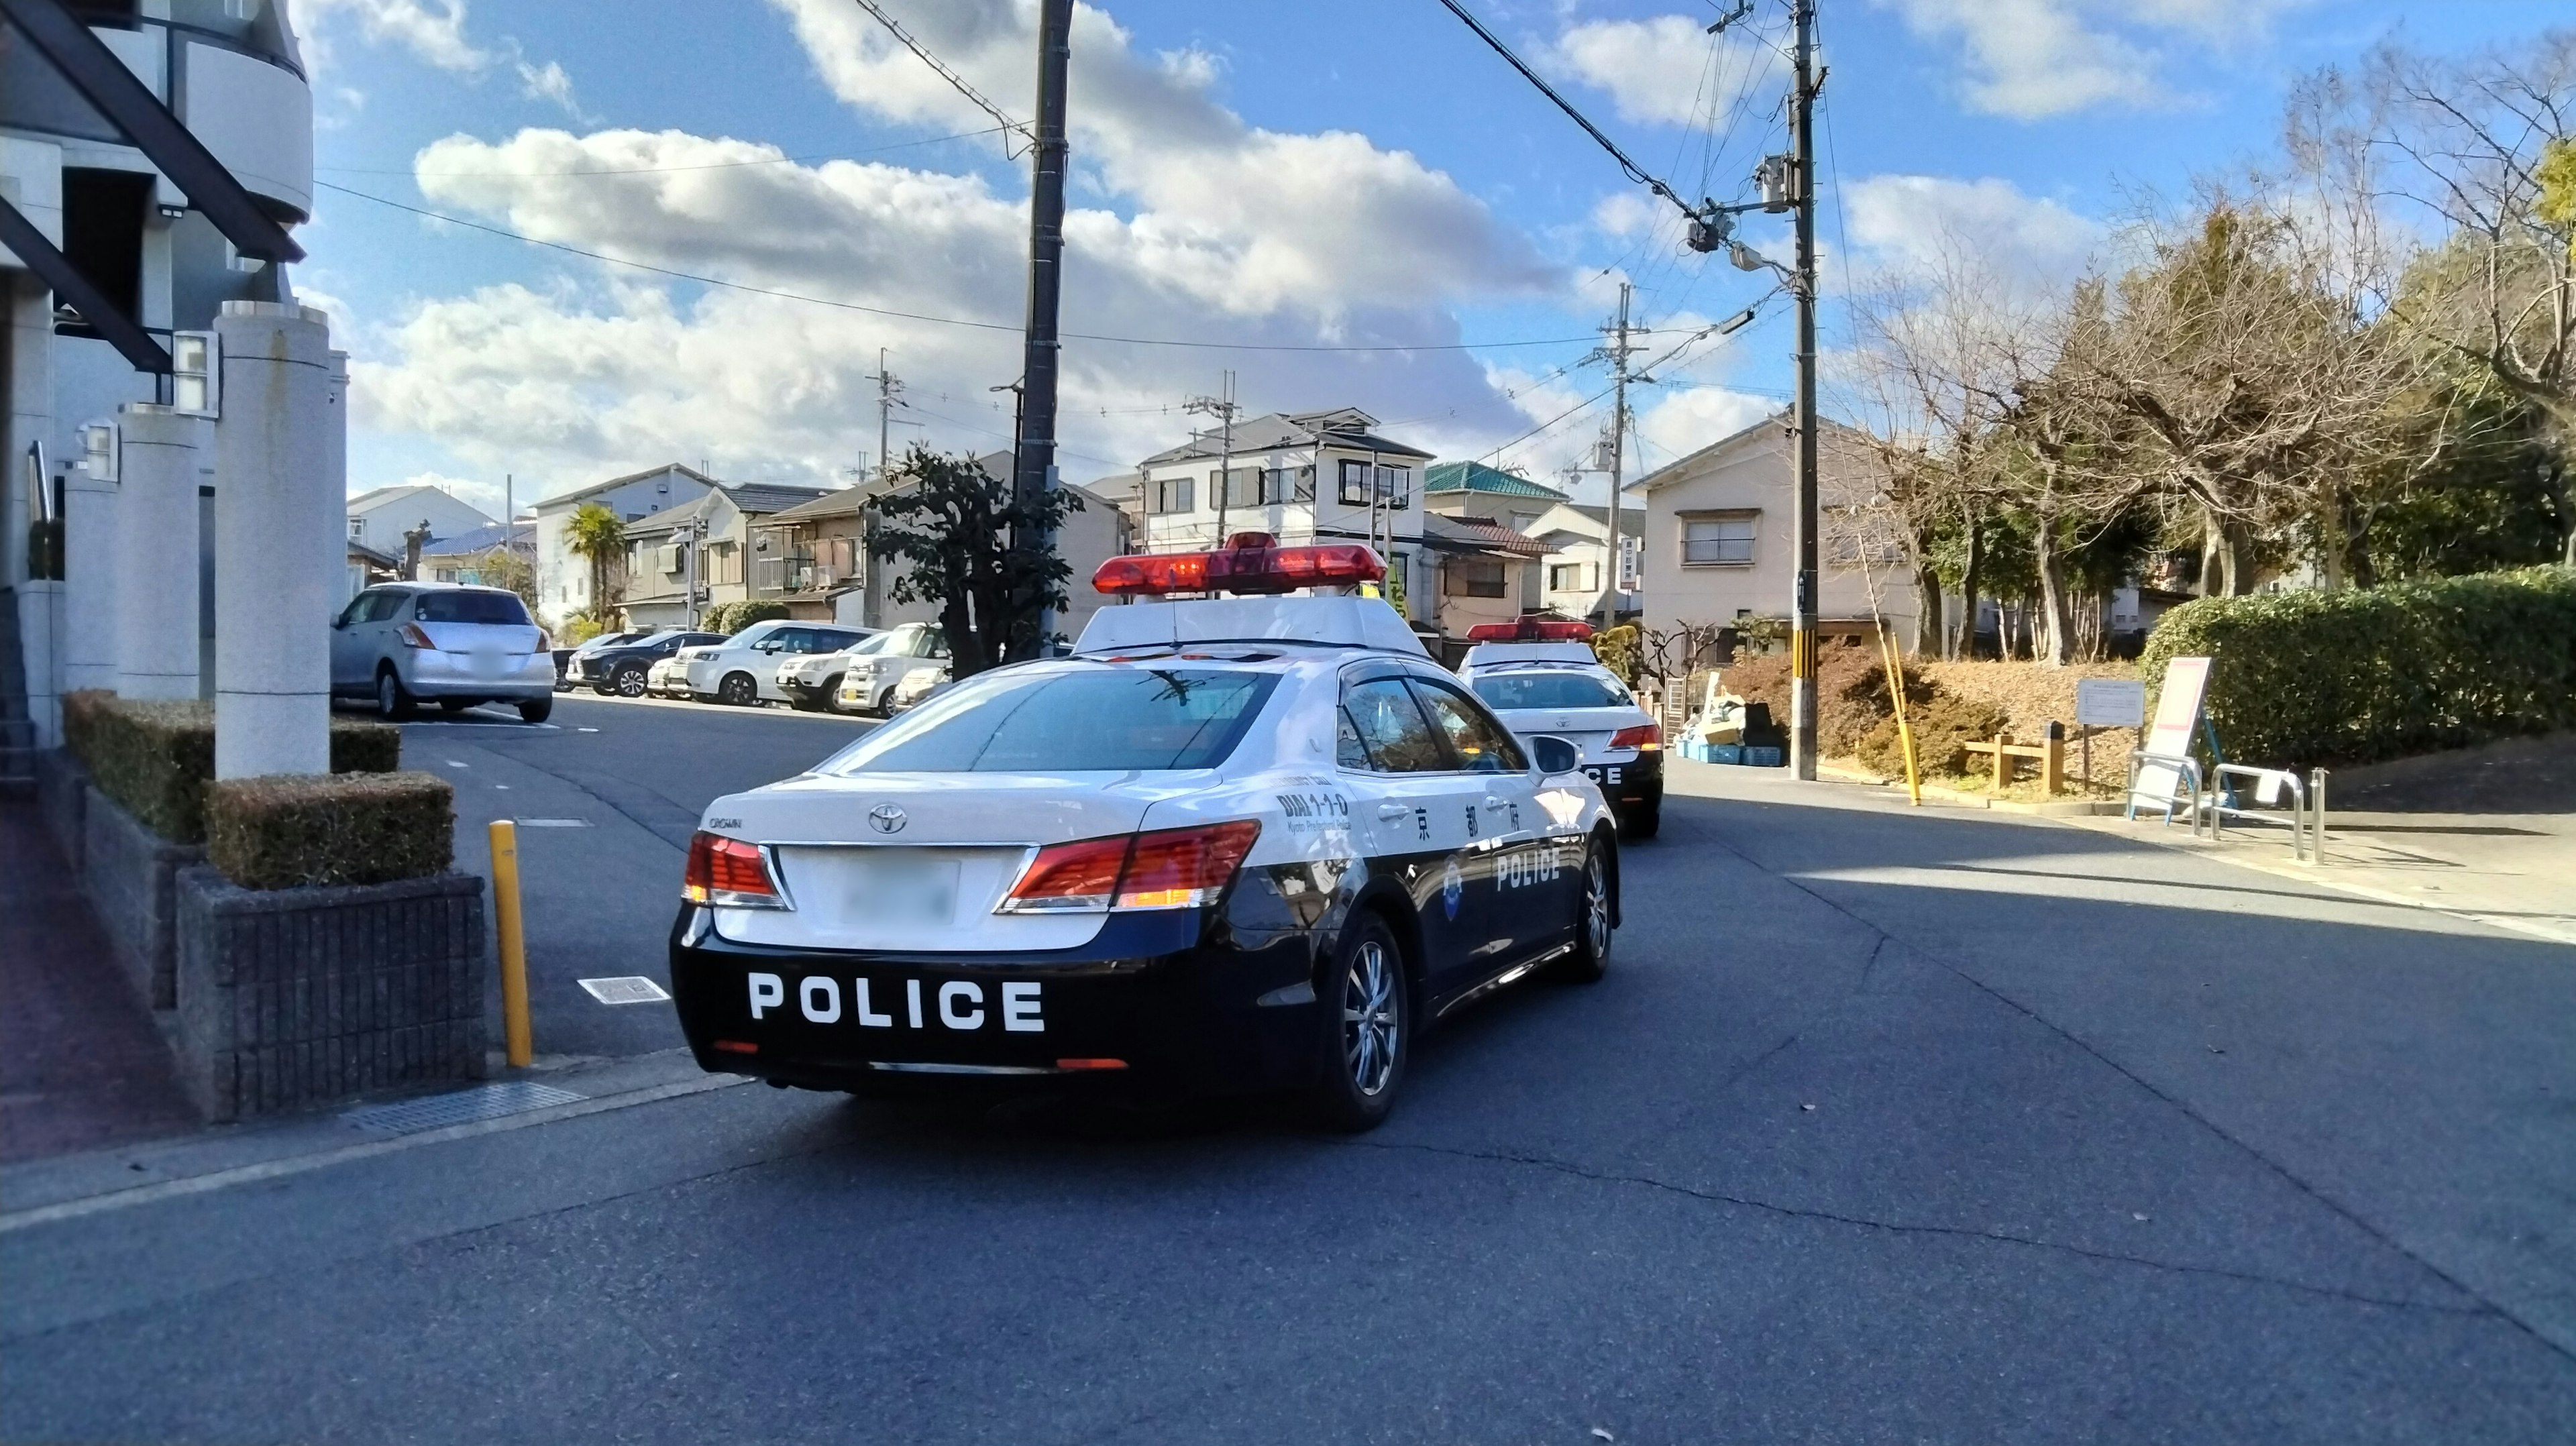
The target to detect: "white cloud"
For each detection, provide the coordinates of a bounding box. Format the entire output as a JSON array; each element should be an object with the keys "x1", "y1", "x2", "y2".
[
  {"x1": 1840, "y1": 175, "x2": 2102, "y2": 290},
  {"x1": 513, "y1": 59, "x2": 580, "y2": 115},
  {"x1": 297, "y1": 0, "x2": 584, "y2": 118},
  {"x1": 350, "y1": 0, "x2": 1587, "y2": 498},
  {"x1": 1543, "y1": 15, "x2": 1778, "y2": 129},
  {"x1": 1877, "y1": 0, "x2": 2315, "y2": 119}
]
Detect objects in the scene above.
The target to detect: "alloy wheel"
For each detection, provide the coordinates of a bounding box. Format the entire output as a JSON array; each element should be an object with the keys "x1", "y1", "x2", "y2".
[
  {"x1": 616, "y1": 666, "x2": 647, "y2": 697},
  {"x1": 1585, "y1": 850, "x2": 1611, "y2": 959},
  {"x1": 1342, "y1": 941, "x2": 1400, "y2": 1097},
  {"x1": 720, "y1": 674, "x2": 757, "y2": 707}
]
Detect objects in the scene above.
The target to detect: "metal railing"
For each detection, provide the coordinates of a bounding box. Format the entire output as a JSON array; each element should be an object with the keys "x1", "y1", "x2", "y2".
[{"x1": 2204, "y1": 764, "x2": 2330, "y2": 864}]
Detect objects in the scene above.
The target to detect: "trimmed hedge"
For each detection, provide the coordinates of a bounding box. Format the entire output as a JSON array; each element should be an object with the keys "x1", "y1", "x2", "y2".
[
  {"x1": 702, "y1": 600, "x2": 790, "y2": 635},
  {"x1": 62, "y1": 693, "x2": 402, "y2": 844},
  {"x1": 204, "y1": 771, "x2": 455, "y2": 891},
  {"x1": 2139, "y1": 565, "x2": 2576, "y2": 768}
]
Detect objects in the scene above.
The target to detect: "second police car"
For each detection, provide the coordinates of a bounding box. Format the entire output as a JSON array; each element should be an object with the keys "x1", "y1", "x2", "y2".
[
  {"x1": 669, "y1": 533, "x2": 1619, "y2": 1130},
  {"x1": 1458, "y1": 618, "x2": 1662, "y2": 839}
]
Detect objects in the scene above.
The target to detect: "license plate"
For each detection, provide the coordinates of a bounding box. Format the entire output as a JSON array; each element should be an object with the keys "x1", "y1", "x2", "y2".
[{"x1": 849, "y1": 854, "x2": 959, "y2": 924}]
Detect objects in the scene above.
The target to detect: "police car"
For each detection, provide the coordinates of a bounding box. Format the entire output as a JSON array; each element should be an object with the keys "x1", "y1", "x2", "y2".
[
  {"x1": 1458, "y1": 619, "x2": 1662, "y2": 839},
  {"x1": 668, "y1": 533, "x2": 1619, "y2": 1130}
]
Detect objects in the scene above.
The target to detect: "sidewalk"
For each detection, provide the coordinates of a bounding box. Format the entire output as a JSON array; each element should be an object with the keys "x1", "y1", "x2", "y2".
[{"x1": 0, "y1": 802, "x2": 197, "y2": 1164}]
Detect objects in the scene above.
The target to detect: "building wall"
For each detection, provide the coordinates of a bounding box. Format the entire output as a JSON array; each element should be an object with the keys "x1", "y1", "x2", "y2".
[
  {"x1": 1641, "y1": 424, "x2": 1917, "y2": 647},
  {"x1": 530, "y1": 467, "x2": 713, "y2": 624},
  {"x1": 347, "y1": 489, "x2": 493, "y2": 551}
]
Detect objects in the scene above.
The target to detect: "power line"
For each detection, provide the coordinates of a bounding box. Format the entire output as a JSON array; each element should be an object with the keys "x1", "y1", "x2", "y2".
[
  {"x1": 316, "y1": 180, "x2": 1648, "y2": 355},
  {"x1": 843, "y1": 1, "x2": 1032, "y2": 153}
]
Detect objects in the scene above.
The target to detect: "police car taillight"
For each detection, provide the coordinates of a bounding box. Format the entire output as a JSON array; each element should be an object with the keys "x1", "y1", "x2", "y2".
[
  {"x1": 1609, "y1": 722, "x2": 1661, "y2": 752},
  {"x1": 683, "y1": 832, "x2": 788, "y2": 909},
  {"x1": 1092, "y1": 533, "x2": 1384, "y2": 596},
  {"x1": 1000, "y1": 821, "x2": 1263, "y2": 913},
  {"x1": 1466, "y1": 618, "x2": 1595, "y2": 642}
]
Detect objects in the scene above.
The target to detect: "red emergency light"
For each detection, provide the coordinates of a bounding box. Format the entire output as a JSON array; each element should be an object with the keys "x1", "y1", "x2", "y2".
[
  {"x1": 1465, "y1": 617, "x2": 1596, "y2": 643},
  {"x1": 1093, "y1": 533, "x2": 1385, "y2": 597}
]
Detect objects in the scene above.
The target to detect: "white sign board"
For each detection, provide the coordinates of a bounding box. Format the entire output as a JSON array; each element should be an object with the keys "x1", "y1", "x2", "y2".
[
  {"x1": 2074, "y1": 678, "x2": 2145, "y2": 729},
  {"x1": 2129, "y1": 656, "x2": 2212, "y2": 819}
]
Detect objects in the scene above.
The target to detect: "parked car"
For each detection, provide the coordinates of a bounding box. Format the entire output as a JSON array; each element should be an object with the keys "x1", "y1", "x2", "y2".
[
  {"x1": 775, "y1": 630, "x2": 898, "y2": 713},
  {"x1": 647, "y1": 652, "x2": 694, "y2": 699},
  {"x1": 828, "y1": 622, "x2": 950, "y2": 715},
  {"x1": 678, "y1": 620, "x2": 874, "y2": 706},
  {"x1": 331, "y1": 583, "x2": 555, "y2": 722},
  {"x1": 883, "y1": 660, "x2": 949, "y2": 715},
  {"x1": 554, "y1": 628, "x2": 659, "y2": 690},
  {"x1": 570, "y1": 630, "x2": 725, "y2": 698}
]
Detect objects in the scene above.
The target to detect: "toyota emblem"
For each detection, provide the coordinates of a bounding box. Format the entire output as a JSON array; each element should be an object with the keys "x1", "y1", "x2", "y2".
[{"x1": 867, "y1": 803, "x2": 908, "y2": 834}]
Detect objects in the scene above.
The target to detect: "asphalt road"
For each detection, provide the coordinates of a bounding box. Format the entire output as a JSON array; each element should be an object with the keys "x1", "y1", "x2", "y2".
[{"x1": 4, "y1": 707, "x2": 2572, "y2": 1444}]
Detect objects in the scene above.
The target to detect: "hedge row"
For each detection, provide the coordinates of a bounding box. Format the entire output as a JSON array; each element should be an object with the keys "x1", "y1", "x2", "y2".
[
  {"x1": 2138, "y1": 565, "x2": 2576, "y2": 768},
  {"x1": 205, "y1": 771, "x2": 455, "y2": 891},
  {"x1": 702, "y1": 600, "x2": 790, "y2": 635},
  {"x1": 62, "y1": 693, "x2": 402, "y2": 844}
]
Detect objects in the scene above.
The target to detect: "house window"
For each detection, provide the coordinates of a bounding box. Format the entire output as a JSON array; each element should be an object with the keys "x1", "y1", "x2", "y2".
[
  {"x1": 1548, "y1": 562, "x2": 1592, "y2": 592},
  {"x1": 1337, "y1": 459, "x2": 1373, "y2": 505},
  {"x1": 172, "y1": 332, "x2": 218, "y2": 415},
  {"x1": 1444, "y1": 557, "x2": 1508, "y2": 598},
  {"x1": 1146, "y1": 476, "x2": 1195, "y2": 514},
  {"x1": 1378, "y1": 467, "x2": 1411, "y2": 510},
  {"x1": 1212, "y1": 466, "x2": 1263, "y2": 510},
  {"x1": 1260, "y1": 467, "x2": 1303, "y2": 505},
  {"x1": 1682, "y1": 514, "x2": 1758, "y2": 565},
  {"x1": 349, "y1": 517, "x2": 366, "y2": 541}
]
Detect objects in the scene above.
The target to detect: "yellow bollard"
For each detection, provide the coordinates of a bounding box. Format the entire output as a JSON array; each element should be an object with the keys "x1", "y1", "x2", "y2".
[{"x1": 488, "y1": 819, "x2": 533, "y2": 1068}]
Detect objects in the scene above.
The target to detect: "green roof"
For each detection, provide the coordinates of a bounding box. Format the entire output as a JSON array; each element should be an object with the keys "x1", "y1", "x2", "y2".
[{"x1": 1422, "y1": 461, "x2": 1570, "y2": 500}]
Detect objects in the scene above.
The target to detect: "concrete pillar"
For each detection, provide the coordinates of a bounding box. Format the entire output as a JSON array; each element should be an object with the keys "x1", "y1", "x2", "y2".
[
  {"x1": 62, "y1": 442, "x2": 119, "y2": 696},
  {"x1": 114, "y1": 404, "x2": 205, "y2": 700},
  {"x1": 213, "y1": 302, "x2": 336, "y2": 780}
]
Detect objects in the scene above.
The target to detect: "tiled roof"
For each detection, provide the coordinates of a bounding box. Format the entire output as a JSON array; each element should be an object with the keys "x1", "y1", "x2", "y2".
[
  {"x1": 1140, "y1": 408, "x2": 1435, "y2": 466},
  {"x1": 1422, "y1": 461, "x2": 1568, "y2": 500},
  {"x1": 1422, "y1": 513, "x2": 1548, "y2": 556}
]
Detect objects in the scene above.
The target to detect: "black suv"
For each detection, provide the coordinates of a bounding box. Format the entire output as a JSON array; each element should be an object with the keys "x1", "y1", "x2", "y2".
[{"x1": 571, "y1": 630, "x2": 726, "y2": 697}]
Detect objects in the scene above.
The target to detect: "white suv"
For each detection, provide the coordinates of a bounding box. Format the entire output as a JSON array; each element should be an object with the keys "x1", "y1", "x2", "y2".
[
  {"x1": 678, "y1": 620, "x2": 873, "y2": 707},
  {"x1": 830, "y1": 622, "x2": 951, "y2": 715}
]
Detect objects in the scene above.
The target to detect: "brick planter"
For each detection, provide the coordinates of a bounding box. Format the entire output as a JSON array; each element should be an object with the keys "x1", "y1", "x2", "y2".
[
  {"x1": 82, "y1": 785, "x2": 206, "y2": 1009},
  {"x1": 36, "y1": 747, "x2": 87, "y2": 871},
  {"x1": 174, "y1": 866, "x2": 488, "y2": 1122}
]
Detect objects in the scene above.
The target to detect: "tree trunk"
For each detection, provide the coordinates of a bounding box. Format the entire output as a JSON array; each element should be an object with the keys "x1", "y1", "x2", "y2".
[
  {"x1": 1955, "y1": 510, "x2": 1985, "y2": 661},
  {"x1": 2033, "y1": 506, "x2": 2073, "y2": 667},
  {"x1": 2198, "y1": 508, "x2": 2225, "y2": 598},
  {"x1": 1912, "y1": 559, "x2": 1943, "y2": 657}
]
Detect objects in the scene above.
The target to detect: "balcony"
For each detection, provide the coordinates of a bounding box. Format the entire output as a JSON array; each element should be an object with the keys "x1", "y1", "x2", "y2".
[{"x1": 753, "y1": 556, "x2": 851, "y2": 596}]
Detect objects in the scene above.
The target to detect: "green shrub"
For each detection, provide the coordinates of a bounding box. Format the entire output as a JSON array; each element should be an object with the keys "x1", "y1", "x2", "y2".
[
  {"x1": 62, "y1": 693, "x2": 402, "y2": 844},
  {"x1": 205, "y1": 771, "x2": 455, "y2": 890},
  {"x1": 1589, "y1": 624, "x2": 1642, "y2": 685},
  {"x1": 2139, "y1": 565, "x2": 2576, "y2": 767},
  {"x1": 723, "y1": 601, "x2": 789, "y2": 634}
]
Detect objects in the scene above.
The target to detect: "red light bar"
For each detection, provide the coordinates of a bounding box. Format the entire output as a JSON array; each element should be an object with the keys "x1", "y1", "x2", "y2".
[
  {"x1": 1466, "y1": 617, "x2": 1596, "y2": 643},
  {"x1": 1093, "y1": 533, "x2": 1385, "y2": 597}
]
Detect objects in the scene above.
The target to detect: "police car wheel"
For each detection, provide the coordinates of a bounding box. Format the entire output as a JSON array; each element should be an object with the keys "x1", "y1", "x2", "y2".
[
  {"x1": 1310, "y1": 914, "x2": 1408, "y2": 1132},
  {"x1": 1618, "y1": 800, "x2": 1660, "y2": 840},
  {"x1": 1558, "y1": 840, "x2": 1613, "y2": 983}
]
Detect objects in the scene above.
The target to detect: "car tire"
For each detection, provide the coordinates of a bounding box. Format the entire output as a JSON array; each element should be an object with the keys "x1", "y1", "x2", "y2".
[
  {"x1": 814, "y1": 674, "x2": 845, "y2": 712},
  {"x1": 517, "y1": 695, "x2": 553, "y2": 724},
  {"x1": 1307, "y1": 912, "x2": 1408, "y2": 1133},
  {"x1": 613, "y1": 665, "x2": 649, "y2": 698},
  {"x1": 1618, "y1": 799, "x2": 1661, "y2": 840},
  {"x1": 718, "y1": 672, "x2": 759, "y2": 708},
  {"x1": 374, "y1": 668, "x2": 416, "y2": 721},
  {"x1": 1556, "y1": 836, "x2": 1614, "y2": 984}
]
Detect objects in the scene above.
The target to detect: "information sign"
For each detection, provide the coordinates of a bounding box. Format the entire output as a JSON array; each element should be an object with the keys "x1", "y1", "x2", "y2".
[{"x1": 2074, "y1": 678, "x2": 2146, "y2": 728}]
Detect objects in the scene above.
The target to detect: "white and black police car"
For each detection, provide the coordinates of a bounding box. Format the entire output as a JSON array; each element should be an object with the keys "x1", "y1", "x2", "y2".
[
  {"x1": 669, "y1": 533, "x2": 1619, "y2": 1130},
  {"x1": 1458, "y1": 618, "x2": 1662, "y2": 839}
]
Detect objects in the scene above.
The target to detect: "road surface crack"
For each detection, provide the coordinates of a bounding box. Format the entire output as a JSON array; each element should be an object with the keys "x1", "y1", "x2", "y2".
[{"x1": 1349, "y1": 1136, "x2": 2495, "y2": 1318}]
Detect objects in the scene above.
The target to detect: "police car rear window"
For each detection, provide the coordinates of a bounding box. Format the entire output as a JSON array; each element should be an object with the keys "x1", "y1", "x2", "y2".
[
  {"x1": 825, "y1": 667, "x2": 1281, "y2": 774},
  {"x1": 1469, "y1": 671, "x2": 1631, "y2": 711}
]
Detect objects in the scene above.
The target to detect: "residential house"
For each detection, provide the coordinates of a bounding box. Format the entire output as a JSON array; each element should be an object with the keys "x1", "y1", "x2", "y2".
[
  {"x1": 419, "y1": 520, "x2": 536, "y2": 586},
  {"x1": 748, "y1": 451, "x2": 1132, "y2": 638},
  {"x1": 617, "y1": 481, "x2": 832, "y2": 629},
  {"x1": 1132, "y1": 408, "x2": 1435, "y2": 630},
  {"x1": 1636, "y1": 412, "x2": 1918, "y2": 655},
  {"x1": 1523, "y1": 502, "x2": 1646, "y2": 626},
  {"x1": 345, "y1": 484, "x2": 495, "y2": 555},
  {"x1": 527, "y1": 463, "x2": 724, "y2": 625},
  {"x1": 1419, "y1": 513, "x2": 1548, "y2": 655},
  {"x1": 1421, "y1": 461, "x2": 1568, "y2": 613}
]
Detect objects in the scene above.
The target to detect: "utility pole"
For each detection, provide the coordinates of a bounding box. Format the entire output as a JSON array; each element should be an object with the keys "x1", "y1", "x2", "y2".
[
  {"x1": 1597, "y1": 281, "x2": 1638, "y2": 628},
  {"x1": 1185, "y1": 372, "x2": 1239, "y2": 545},
  {"x1": 1013, "y1": 0, "x2": 1073, "y2": 653},
  {"x1": 863, "y1": 349, "x2": 902, "y2": 628},
  {"x1": 1788, "y1": 0, "x2": 1821, "y2": 781}
]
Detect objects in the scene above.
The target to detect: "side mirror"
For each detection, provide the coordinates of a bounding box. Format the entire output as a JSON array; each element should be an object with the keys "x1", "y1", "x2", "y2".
[{"x1": 1530, "y1": 735, "x2": 1581, "y2": 775}]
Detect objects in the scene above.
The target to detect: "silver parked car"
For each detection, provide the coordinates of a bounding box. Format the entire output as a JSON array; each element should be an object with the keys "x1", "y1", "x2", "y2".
[{"x1": 331, "y1": 583, "x2": 555, "y2": 722}]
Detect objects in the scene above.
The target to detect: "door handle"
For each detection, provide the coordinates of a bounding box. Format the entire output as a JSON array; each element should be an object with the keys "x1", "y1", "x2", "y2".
[{"x1": 1377, "y1": 803, "x2": 1411, "y2": 821}]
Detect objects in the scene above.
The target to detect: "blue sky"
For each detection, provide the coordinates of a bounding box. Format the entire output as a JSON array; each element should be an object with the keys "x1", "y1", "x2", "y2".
[{"x1": 290, "y1": 0, "x2": 2552, "y2": 517}]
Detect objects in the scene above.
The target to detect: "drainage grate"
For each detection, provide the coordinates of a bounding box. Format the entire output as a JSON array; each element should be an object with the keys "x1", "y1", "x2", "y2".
[
  {"x1": 580, "y1": 976, "x2": 672, "y2": 1005},
  {"x1": 343, "y1": 1080, "x2": 584, "y2": 1137}
]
